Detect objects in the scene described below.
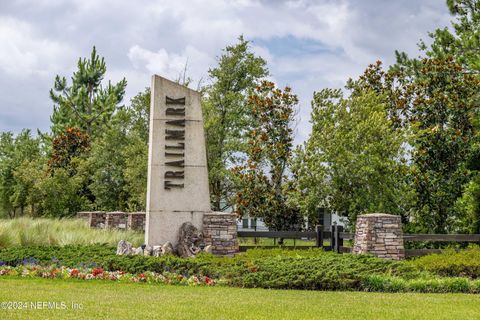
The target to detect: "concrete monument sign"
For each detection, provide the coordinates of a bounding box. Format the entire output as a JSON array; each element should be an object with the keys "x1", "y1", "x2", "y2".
[{"x1": 145, "y1": 75, "x2": 211, "y2": 246}]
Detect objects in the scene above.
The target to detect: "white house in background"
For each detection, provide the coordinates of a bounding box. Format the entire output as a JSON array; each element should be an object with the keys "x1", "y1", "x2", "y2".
[{"x1": 237, "y1": 216, "x2": 269, "y2": 231}]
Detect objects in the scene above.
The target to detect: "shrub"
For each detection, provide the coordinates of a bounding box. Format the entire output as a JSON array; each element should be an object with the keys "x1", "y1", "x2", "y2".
[
  {"x1": 409, "y1": 247, "x2": 480, "y2": 278},
  {"x1": 362, "y1": 275, "x2": 480, "y2": 293},
  {"x1": 0, "y1": 245, "x2": 420, "y2": 290},
  {"x1": 3, "y1": 245, "x2": 480, "y2": 292},
  {"x1": 230, "y1": 251, "x2": 417, "y2": 290}
]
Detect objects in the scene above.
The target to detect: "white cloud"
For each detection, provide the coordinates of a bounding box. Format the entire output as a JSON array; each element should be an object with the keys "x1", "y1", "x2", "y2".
[
  {"x1": 0, "y1": 0, "x2": 452, "y2": 137},
  {"x1": 0, "y1": 16, "x2": 72, "y2": 77},
  {"x1": 127, "y1": 44, "x2": 214, "y2": 89}
]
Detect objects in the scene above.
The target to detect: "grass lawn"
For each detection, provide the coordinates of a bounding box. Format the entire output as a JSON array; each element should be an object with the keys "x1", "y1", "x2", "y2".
[{"x1": 1, "y1": 278, "x2": 479, "y2": 320}]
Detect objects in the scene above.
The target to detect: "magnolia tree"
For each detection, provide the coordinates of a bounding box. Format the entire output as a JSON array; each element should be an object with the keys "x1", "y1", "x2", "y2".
[{"x1": 233, "y1": 81, "x2": 303, "y2": 231}]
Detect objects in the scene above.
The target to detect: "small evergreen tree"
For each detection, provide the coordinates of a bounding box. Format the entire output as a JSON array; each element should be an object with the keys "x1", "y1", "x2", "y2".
[{"x1": 50, "y1": 46, "x2": 127, "y2": 137}]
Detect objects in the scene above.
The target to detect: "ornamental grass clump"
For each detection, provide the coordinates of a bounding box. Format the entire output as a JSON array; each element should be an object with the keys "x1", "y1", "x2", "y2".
[{"x1": 0, "y1": 217, "x2": 143, "y2": 248}]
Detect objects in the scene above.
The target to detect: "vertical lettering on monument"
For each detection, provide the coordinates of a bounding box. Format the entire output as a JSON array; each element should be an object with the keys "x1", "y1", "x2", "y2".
[{"x1": 164, "y1": 95, "x2": 186, "y2": 190}]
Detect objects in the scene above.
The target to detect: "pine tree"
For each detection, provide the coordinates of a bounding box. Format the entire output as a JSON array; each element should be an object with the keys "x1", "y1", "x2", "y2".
[{"x1": 50, "y1": 46, "x2": 127, "y2": 137}]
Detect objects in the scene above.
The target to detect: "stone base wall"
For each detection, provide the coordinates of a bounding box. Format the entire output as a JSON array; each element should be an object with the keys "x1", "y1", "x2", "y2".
[
  {"x1": 88, "y1": 212, "x2": 106, "y2": 228},
  {"x1": 127, "y1": 212, "x2": 146, "y2": 231},
  {"x1": 76, "y1": 211, "x2": 91, "y2": 220},
  {"x1": 105, "y1": 212, "x2": 128, "y2": 229},
  {"x1": 78, "y1": 211, "x2": 146, "y2": 230},
  {"x1": 203, "y1": 212, "x2": 238, "y2": 256},
  {"x1": 352, "y1": 213, "x2": 405, "y2": 260}
]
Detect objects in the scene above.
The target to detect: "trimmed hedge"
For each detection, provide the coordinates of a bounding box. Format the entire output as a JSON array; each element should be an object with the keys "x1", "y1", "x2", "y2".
[
  {"x1": 363, "y1": 275, "x2": 480, "y2": 293},
  {"x1": 2, "y1": 245, "x2": 480, "y2": 292},
  {"x1": 0, "y1": 245, "x2": 419, "y2": 290},
  {"x1": 409, "y1": 247, "x2": 480, "y2": 278}
]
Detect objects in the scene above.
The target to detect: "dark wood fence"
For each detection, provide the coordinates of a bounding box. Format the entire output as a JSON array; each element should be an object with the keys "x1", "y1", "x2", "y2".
[
  {"x1": 238, "y1": 227, "x2": 480, "y2": 257},
  {"x1": 403, "y1": 234, "x2": 480, "y2": 257},
  {"x1": 238, "y1": 225, "x2": 353, "y2": 253}
]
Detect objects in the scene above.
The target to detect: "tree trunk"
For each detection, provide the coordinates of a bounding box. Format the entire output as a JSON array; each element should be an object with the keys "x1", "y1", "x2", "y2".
[{"x1": 213, "y1": 180, "x2": 221, "y2": 211}]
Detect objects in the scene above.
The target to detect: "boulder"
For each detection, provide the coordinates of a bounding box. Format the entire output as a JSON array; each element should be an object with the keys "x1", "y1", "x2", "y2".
[
  {"x1": 162, "y1": 241, "x2": 174, "y2": 255},
  {"x1": 203, "y1": 245, "x2": 213, "y2": 254},
  {"x1": 177, "y1": 222, "x2": 203, "y2": 258},
  {"x1": 152, "y1": 246, "x2": 162, "y2": 257},
  {"x1": 133, "y1": 247, "x2": 144, "y2": 255},
  {"x1": 144, "y1": 245, "x2": 153, "y2": 256},
  {"x1": 116, "y1": 240, "x2": 133, "y2": 255}
]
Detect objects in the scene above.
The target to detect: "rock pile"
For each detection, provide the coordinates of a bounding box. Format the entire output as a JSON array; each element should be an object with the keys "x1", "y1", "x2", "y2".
[{"x1": 117, "y1": 222, "x2": 212, "y2": 258}]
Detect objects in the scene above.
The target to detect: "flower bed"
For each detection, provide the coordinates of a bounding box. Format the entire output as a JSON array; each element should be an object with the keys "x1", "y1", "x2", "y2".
[{"x1": 0, "y1": 264, "x2": 217, "y2": 286}]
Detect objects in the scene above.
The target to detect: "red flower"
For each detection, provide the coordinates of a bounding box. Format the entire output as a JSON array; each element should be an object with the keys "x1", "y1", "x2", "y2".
[
  {"x1": 204, "y1": 276, "x2": 215, "y2": 286},
  {"x1": 92, "y1": 267, "x2": 104, "y2": 277},
  {"x1": 69, "y1": 269, "x2": 80, "y2": 277}
]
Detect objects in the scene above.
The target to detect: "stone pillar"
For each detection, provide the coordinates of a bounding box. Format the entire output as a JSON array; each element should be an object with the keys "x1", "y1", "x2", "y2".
[
  {"x1": 127, "y1": 212, "x2": 146, "y2": 231},
  {"x1": 145, "y1": 75, "x2": 211, "y2": 247},
  {"x1": 88, "y1": 211, "x2": 106, "y2": 228},
  {"x1": 352, "y1": 213, "x2": 405, "y2": 260},
  {"x1": 203, "y1": 212, "x2": 239, "y2": 256},
  {"x1": 105, "y1": 211, "x2": 128, "y2": 229}
]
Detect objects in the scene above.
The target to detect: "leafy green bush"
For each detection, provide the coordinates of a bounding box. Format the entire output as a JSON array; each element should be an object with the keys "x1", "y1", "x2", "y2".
[
  {"x1": 409, "y1": 247, "x2": 480, "y2": 278},
  {"x1": 231, "y1": 252, "x2": 417, "y2": 290},
  {"x1": 362, "y1": 275, "x2": 480, "y2": 293},
  {"x1": 3, "y1": 245, "x2": 480, "y2": 292},
  {"x1": 0, "y1": 245, "x2": 419, "y2": 290}
]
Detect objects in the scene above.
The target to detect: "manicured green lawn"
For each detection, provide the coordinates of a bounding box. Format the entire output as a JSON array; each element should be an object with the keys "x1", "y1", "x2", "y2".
[{"x1": 0, "y1": 278, "x2": 479, "y2": 319}]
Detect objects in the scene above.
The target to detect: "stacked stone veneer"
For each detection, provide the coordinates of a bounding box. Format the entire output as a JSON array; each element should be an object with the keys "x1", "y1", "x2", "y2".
[
  {"x1": 80, "y1": 211, "x2": 106, "y2": 228},
  {"x1": 203, "y1": 212, "x2": 239, "y2": 256},
  {"x1": 352, "y1": 213, "x2": 405, "y2": 260},
  {"x1": 105, "y1": 212, "x2": 128, "y2": 229},
  {"x1": 76, "y1": 211, "x2": 91, "y2": 220},
  {"x1": 127, "y1": 212, "x2": 146, "y2": 231},
  {"x1": 77, "y1": 211, "x2": 146, "y2": 230}
]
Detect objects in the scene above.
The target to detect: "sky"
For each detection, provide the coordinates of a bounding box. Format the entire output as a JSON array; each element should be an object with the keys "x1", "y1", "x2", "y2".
[{"x1": 0, "y1": 0, "x2": 453, "y2": 144}]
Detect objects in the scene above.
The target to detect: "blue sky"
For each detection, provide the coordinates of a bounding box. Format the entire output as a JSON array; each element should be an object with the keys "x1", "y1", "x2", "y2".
[{"x1": 0, "y1": 0, "x2": 452, "y2": 143}]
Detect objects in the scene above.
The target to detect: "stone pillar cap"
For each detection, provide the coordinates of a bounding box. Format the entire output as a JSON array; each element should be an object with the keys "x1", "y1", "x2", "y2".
[
  {"x1": 205, "y1": 211, "x2": 236, "y2": 216},
  {"x1": 358, "y1": 213, "x2": 399, "y2": 218}
]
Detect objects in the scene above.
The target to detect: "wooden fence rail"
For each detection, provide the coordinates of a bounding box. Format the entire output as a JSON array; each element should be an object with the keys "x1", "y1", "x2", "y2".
[
  {"x1": 403, "y1": 233, "x2": 480, "y2": 257},
  {"x1": 238, "y1": 225, "x2": 353, "y2": 253},
  {"x1": 237, "y1": 231, "x2": 319, "y2": 239},
  {"x1": 238, "y1": 227, "x2": 480, "y2": 257},
  {"x1": 403, "y1": 234, "x2": 480, "y2": 242}
]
